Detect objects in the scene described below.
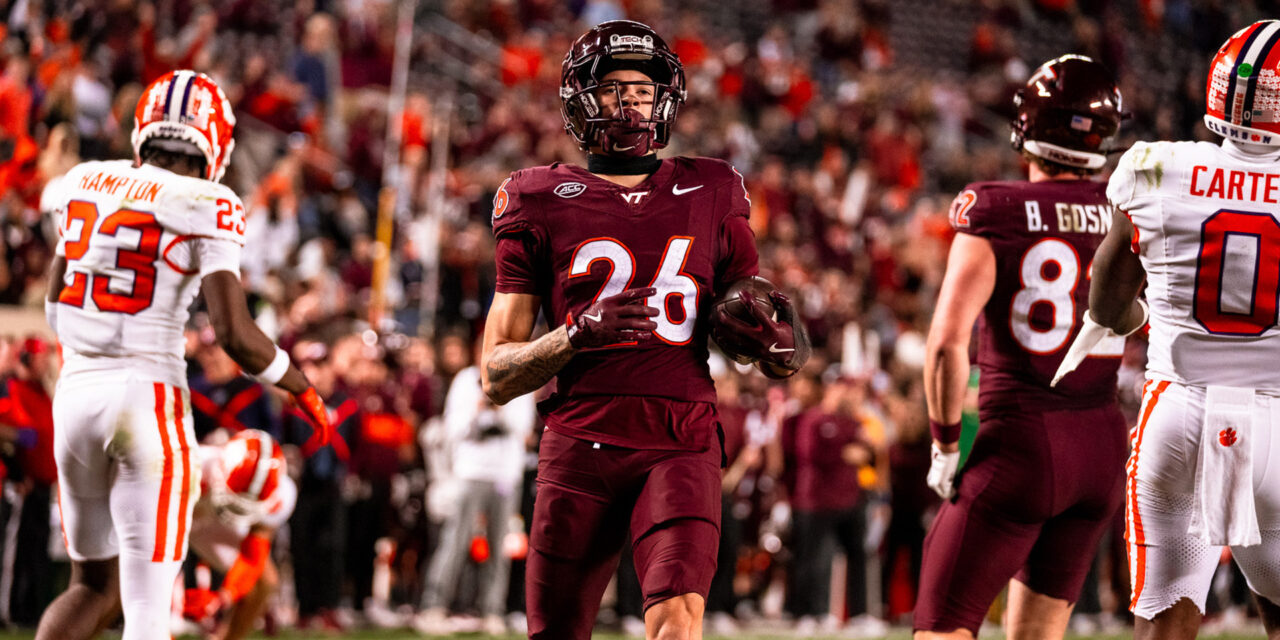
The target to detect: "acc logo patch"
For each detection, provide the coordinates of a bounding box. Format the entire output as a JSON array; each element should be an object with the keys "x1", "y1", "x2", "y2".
[{"x1": 555, "y1": 182, "x2": 587, "y2": 198}]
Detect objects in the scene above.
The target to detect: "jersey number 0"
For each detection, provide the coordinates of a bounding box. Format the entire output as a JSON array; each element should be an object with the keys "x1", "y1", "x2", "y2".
[{"x1": 1194, "y1": 209, "x2": 1280, "y2": 336}]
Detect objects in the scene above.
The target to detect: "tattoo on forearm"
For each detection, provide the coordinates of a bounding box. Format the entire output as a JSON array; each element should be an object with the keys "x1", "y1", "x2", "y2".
[{"x1": 486, "y1": 327, "x2": 575, "y2": 401}]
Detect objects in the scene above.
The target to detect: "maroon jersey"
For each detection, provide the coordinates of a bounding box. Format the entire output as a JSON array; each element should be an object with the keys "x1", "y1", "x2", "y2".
[
  {"x1": 493, "y1": 157, "x2": 759, "y2": 449},
  {"x1": 949, "y1": 179, "x2": 1122, "y2": 409}
]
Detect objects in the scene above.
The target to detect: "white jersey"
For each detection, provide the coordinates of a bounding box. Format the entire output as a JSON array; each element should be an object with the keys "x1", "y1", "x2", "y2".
[
  {"x1": 44, "y1": 160, "x2": 245, "y2": 386},
  {"x1": 189, "y1": 444, "x2": 296, "y2": 571},
  {"x1": 1110, "y1": 140, "x2": 1280, "y2": 391}
]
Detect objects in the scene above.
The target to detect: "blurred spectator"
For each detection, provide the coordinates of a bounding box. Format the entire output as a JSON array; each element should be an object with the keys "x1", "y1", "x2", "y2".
[
  {"x1": 282, "y1": 341, "x2": 356, "y2": 632},
  {"x1": 781, "y1": 374, "x2": 876, "y2": 633},
  {"x1": 0, "y1": 336, "x2": 57, "y2": 626},
  {"x1": 415, "y1": 361, "x2": 535, "y2": 635},
  {"x1": 189, "y1": 338, "x2": 280, "y2": 442},
  {"x1": 881, "y1": 381, "x2": 936, "y2": 624}
]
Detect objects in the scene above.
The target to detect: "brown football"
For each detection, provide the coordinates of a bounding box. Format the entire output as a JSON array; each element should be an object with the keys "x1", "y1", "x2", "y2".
[
  {"x1": 710, "y1": 276, "x2": 778, "y2": 363},
  {"x1": 714, "y1": 276, "x2": 778, "y2": 324}
]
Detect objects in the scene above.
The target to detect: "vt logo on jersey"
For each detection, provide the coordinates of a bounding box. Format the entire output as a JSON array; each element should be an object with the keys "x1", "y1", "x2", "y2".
[
  {"x1": 621, "y1": 191, "x2": 650, "y2": 205},
  {"x1": 555, "y1": 182, "x2": 586, "y2": 198}
]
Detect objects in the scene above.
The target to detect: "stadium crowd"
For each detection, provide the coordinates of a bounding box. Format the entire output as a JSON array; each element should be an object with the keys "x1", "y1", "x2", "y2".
[{"x1": 0, "y1": 0, "x2": 1274, "y2": 635}]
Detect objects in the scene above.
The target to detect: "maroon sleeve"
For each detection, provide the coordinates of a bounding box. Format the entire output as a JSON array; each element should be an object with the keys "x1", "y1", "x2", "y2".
[
  {"x1": 491, "y1": 171, "x2": 548, "y2": 295},
  {"x1": 947, "y1": 184, "x2": 991, "y2": 239},
  {"x1": 714, "y1": 168, "x2": 759, "y2": 294},
  {"x1": 716, "y1": 214, "x2": 759, "y2": 292},
  {"x1": 491, "y1": 172, "x2": 538, "y2": 240},
  {"x1": 494, "y1": 236, "x2": 542, "y2": 295}
]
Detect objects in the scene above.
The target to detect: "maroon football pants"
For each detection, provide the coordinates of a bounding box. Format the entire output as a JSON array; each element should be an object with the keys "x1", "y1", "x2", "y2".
[
  {"x1": 914, "y1": 403, "x2": 1127, "y2": 634},
  {"x1": 525, "y1": 429, "x2": 721, "y2": 640}
]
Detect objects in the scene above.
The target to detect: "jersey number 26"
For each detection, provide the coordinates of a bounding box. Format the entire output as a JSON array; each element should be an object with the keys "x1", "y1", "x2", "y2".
[{"x1": 569, "y1": 237, "x2": 699, "y2": 345}]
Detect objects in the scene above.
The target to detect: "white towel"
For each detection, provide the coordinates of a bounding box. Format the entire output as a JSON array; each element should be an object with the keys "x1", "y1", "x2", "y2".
[{"x1": 1188, "y1": 386, "x2": 1260, "y2": 547}]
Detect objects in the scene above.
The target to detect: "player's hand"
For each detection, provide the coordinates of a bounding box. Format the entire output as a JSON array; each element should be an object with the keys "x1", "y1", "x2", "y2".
[
  {"x1": 294, "y1": 387, "x2": 333, "y2": 455},
  {"x1": 1050, "y1": 311, "x2": 1114, "y2": 387},
  {"x1": 927, "y1": 441, "x2": 961, "y2": 501},
  {"x1": 566, "y1": 287, "x2": 659, "y2": 349},
  {"x1": 182, "y1": 587, "x2": 223, "y2": 623},
  {"x1": 715, "y1": 291, "x2": 809, "y2": 371},
  {"x1": 1052, "y1": 300, "x2": 1148, "y2": 387}
]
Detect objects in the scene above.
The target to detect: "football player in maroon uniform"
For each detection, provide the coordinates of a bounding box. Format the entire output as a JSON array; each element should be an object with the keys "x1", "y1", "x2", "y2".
[
  {"x1": 916, "y1": 55, "x2": 1133, "y2": 639},
  {"x1": 480, "y1": 20, "x2": 806, "y2": 640}
]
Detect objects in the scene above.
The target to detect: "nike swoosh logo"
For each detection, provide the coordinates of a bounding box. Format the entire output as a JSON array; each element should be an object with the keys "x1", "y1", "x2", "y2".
[
  {"x1": 768, "y1": 343, "x2": 794, "y2": 354},
  {"x1": 582, "y1": 311, "x2": 603, "y2": 323},
  {"x1": 672, "y1": 184, "x2": 704, "y2": 195},
  {"x1": 612, "y1": 143, "x2": 637, "y2": 152}
]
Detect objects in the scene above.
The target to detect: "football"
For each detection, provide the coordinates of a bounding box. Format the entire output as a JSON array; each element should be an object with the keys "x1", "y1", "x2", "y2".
[{"x1": 710, "y1": 276, "x2": 780, "y2": 363}]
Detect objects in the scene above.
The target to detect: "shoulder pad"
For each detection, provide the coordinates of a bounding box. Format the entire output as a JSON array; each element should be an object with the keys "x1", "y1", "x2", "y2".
[
  {"x1": 170, "y1": 181, "x2": 247, "y2": 246},
  {"x1": 1108, "y1": 141, "x2": 1181, "y2": 210},
  {"x1": 678, "y1": 156, "x2": 740, "y2": 186},
  {"x1": 947, "y1": 182, "x2": 1008, "y2": 232},
  {"x1": 675, "y1": 157, "x2": 751, "y2": 222},
  {"x1": 491, "y1": 167, "x2": 547, "y2": 239}
]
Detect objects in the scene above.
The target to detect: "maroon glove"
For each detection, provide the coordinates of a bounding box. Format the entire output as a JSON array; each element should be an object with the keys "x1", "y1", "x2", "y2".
[
  {"x1": 713, "y1": 291, "x2": 811, "y2": 372},
  {"x1": 566, "y1": 287, "x2": 659, "y2": 348}
]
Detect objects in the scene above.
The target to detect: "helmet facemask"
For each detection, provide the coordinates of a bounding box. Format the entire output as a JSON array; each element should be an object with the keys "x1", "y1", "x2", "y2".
[
  {"x1": 560, "y1": 21, "x2": 686, "y2": 156},
  {"x1": 563, "y1": 77, "x2": 680, "y2": 157}
]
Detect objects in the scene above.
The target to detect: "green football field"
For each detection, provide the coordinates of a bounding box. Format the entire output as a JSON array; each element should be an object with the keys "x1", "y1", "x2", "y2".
[
  {"x1": 170, "y1": 632, "x2": 1257, "y2": 640},
  {"x1": 0, "y1": 630, "x2": 1256, "y2": 640}
]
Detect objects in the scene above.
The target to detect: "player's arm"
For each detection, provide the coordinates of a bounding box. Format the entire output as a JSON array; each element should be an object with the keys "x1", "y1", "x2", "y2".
[
  {"x1": 202, "y1": 271, "x2": 333, "y2": 448},
  {"x1": 44, "y1": 257, "x2": 66, "y2": 333},
  {"x1": 46, "y1": 257, "x2": 66, "y2": 303},
  {"x1": 1050, "y1": 209, "x2": 1148, "y2": 386},
  {"x1": 923, "y1": 233, "x2": 996, "y2": 453},
  {"x1": 481, "y1": 292, "x2": 574, "y2": 406},
  {"x1": 923, "y1": 233, "x2": 994, "y2": 501},
  {"x1": 218, "y1": 525, "x2": 274, "y2": 605},
  {"x1": 1088, "y1": 209, "x2": 1147, "y2": 333},
  {"x1": 203, "y1": 271, "x2": 308, "y2": 394}
]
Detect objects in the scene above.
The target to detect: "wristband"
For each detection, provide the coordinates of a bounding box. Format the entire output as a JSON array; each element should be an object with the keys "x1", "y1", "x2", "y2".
[
  {"x1": 929, "y1": 419, "x2": 962, "y2": 444},
  {"x1": 252, "y1": 346, "x2": 290, "y2": 385},
  {"x1": 1120, "y1": 298, "x2": 1150, "y2": 337}
]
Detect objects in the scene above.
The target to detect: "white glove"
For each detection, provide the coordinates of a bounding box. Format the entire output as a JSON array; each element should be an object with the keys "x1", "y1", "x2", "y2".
[
  {"x1": 1050, "y1": 300, "x2": 1147, "y2": 387},
  {"x1": 927, "y1": 443, "x2": 960, "y2": 501}
]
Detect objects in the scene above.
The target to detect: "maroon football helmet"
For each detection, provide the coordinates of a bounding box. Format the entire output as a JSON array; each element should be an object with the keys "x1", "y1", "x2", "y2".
[
  {"x1": 560, "y1": 20, "x2": 686, "y2": 157},
  {"x1": 1011, "y1": 55, "x2": 1124, "y2": 171}
]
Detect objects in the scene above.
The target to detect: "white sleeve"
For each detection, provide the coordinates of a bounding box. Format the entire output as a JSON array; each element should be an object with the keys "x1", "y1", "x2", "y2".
[
  {"x1": 41, "y1": 174, "x2": 69, "y2": 258},
  {"x1": 195, "y1": 237, "x2": 242, "y2": 278},
  {"x1": 1106, "y1": 145, "x2": 1139, "y2": 211},
  {"x1": 259, "y1": 476, "x2": 296, "y2": 529}
]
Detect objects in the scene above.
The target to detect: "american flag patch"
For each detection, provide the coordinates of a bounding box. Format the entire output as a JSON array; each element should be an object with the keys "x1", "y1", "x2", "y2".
[{"x1": 1070, "y1": 115, "x2": 1093, "y2": 131}]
